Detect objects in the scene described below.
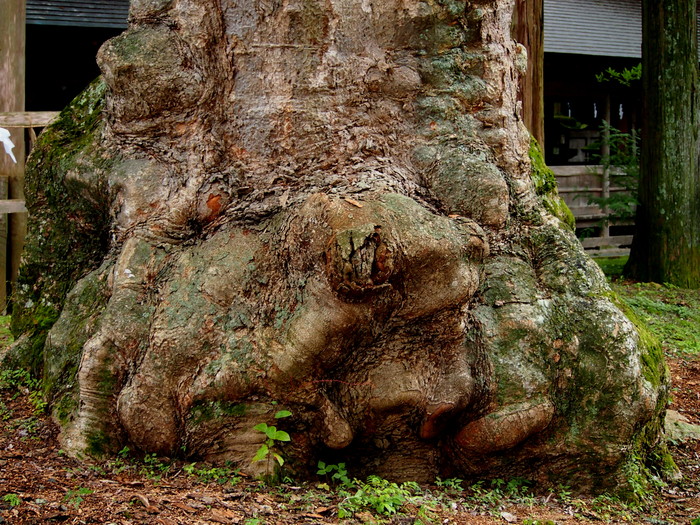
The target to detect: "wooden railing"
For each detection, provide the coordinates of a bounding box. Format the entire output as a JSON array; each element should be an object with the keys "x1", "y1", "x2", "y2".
[
  {"x1": 0, "y1": 111, "x2": 59, "y2": 128},
  {"x1": 0, "y1": 111, "x2": 59, "y2": 214},
  {"x1": 552, "y1": 165, "x2": 634, "y2": 257}
]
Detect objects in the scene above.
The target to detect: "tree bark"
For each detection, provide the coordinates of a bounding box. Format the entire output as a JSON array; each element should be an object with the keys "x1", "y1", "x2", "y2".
[
  {"x1": 3, "y1": 0, "x2": 671, "y2": 489},
  {"x1": 627, "y1": 0, "x2": 700, "y2": 287}
]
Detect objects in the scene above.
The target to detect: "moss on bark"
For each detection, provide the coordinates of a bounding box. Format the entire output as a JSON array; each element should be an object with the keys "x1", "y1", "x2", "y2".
[
  {"x1": 528, "y1": 137, "x2": 575, "y2": 230},
  {"x1": 4, "y1": 78, "x2": 115, "y2": 374},
  {"x1": 2, "y1": 77, "x2": 116, "y2": 456},
  {"x1": 43, "y1": 264, "x2": 112, "y2": 416}
]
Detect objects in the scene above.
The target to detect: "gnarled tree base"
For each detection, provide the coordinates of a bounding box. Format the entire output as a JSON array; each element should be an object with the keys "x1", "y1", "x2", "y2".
[{"x1": 5, "y1": 0, "x2": 671, "y2": 491}]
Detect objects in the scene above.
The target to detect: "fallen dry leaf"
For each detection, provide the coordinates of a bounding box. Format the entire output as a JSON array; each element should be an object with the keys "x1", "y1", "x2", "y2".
[
  {"x1": 344, "y1": 197, "x2": 363, "y2": 208},
  {"x1": 172, "y1": 501, "x2": 197, "y2": 513},
  {"x1": 209, "y1": 508, "x2": 237, "y2": 524},
  {"x1": 302, "y1": 513, "x2": 325, "y2": 519},
  {"x1": 132, "y1": 493, "x2": 150, "y2": 508}
]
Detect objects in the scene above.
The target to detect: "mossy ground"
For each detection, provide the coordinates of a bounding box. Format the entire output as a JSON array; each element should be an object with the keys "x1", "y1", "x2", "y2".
[
  {"x1": 596, "y1": 256, "x2": 700, "y2": 356},
  {"x1": 0, "y1": 316, "x2": 13, "y2": 349}
]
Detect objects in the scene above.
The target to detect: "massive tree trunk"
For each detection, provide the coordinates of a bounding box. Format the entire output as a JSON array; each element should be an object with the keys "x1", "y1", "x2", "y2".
[
  {"x1": 626, "y1": 0, "x2": 700, "y2": 287},
  {"x1": 4, "y1": 0, "x2": 670, "y2": 489}
]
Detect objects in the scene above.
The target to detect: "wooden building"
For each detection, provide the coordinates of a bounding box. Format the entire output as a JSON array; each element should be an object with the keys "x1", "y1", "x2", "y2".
[
  {"x1": 25, "y1": 0, "x2": 129, "y2": 111},
  {"x1": 541, "y1": 0, "x2": 694, "y2": 253},
  {"x1": 543, "y1": 0, "x2": 646, "y2": 166}
]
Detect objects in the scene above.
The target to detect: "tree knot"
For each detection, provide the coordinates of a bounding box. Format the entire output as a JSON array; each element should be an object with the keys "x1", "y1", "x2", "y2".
[{"x1": 326, "y1": 224, "x2": 395, "y2": 298}]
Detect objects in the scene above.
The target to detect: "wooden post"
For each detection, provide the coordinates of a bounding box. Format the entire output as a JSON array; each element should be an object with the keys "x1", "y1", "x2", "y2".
[
  {"x1": 513, "y1": 0, "x2": 545, "y2": 147},
  {"x1": 0, "y1": 0, "x2": 26, "y2": 311},
  {"x1": 601, "y1": 95, "x2": 611, "y2": 239}
]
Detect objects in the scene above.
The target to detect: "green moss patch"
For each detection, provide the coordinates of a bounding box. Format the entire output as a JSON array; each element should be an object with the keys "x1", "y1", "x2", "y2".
[
  {"x1": 529, "y1": 137, "x2": 575, "y2": 230},
  {"x1": 188, "y1": 400, "x2": 248, "y2": 425},
  {"x1": 611, "y1": 281, "x2": 700, "y2": 357},
  {"x1": 5, "y1": 78, "x2": 115, "y2": 374}
]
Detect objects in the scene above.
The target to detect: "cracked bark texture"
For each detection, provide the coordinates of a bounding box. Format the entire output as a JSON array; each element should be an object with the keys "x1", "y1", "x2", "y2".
[{"x1": 5, "y1": 0, "x2": 670, "y2": 489}]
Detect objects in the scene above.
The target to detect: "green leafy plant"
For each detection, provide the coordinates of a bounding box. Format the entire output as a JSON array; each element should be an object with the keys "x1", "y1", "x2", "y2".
[
  {"x1": 317, "y1": 461, "x2": 353, "y2": 487},
  {"x1": 595, "y1": 64, "x2": 641, "y2": 87},
  {"x1": 28, "y1": 389, "x2": 48, "y2": 413},
  {"x1": 140, "y1": 452, "x2": 171, "y2": 479},
  {"x1": 463, "y1": 478, "x2": 536, "y2": 513},
  {"x1": 556, "y1": 484, "x2": 572, "y2": 504},
  {"x1": 585, "y1": 121, "x2": 640, "y2": 227},
  {"x1": 2, "y1": 493, "x2": 21, "y2": 508},
  {"x1": 0, "y1": 368, "x2": 30, "y2": 390},
  {"x1": 467, "y1": 480, "x2": 503, "y2": 507},
  {"x1": 0, "y1": 368, "x2": 47, "y2": 413},
  {"x1": 252, "y1": 410, "x2": 292, "y2": 479},
  {"x1": 104, "y1": 445, "x2": 133, "y2": 474},
  {"x1": 591, "y1": 493, "x2": 633, "y2": 521},
  {"x1": 0, "y1": 400, "x2": 12, "y2": 421},
  {"x1": 338, "y1": 475, "x2": 419, "y2": 518},
  {"x1": 435, "y1": 477, "x2": 463, "y2": 493},
  {"x1": 16, "y1": 415, "x2": 42, "y2": 439},
  {"x1": 183, "y1": 462, "x2": 241, "y2": 485},
  {"x1": 63, "y1": 487, "x2": 94, "y2": 508}
]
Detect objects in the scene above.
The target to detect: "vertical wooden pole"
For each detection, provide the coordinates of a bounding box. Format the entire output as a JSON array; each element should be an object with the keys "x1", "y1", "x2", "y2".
[
  {"x1": 513, "y1": 0, "x2": 545, "y2": 147},
  {"x1": 0, "y1": 0, "x2": 26, "y2": 310},
  {"x1": 601, "y1": 95, "x2": 611, "y2": 239}
]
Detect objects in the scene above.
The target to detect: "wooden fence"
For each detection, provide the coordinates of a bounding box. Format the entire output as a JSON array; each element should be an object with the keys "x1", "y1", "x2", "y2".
[
  {"x1": 552, "y1": 165, "x2": 634, "y2": 257},
  {"x1": 0, "y1": 111, "x2": 59, "y2": 127},
  {"x1": 0, "y1": 111, "x2": 58, "y2": 310},
  {"x1": 0, "y1": 111, "x2": 58, "y2": 215}
]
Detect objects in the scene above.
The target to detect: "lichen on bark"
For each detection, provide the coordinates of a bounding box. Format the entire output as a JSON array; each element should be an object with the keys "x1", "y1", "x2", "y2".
[{"x1": 3, "y1": 0, "x2": 671, "y2": 491}]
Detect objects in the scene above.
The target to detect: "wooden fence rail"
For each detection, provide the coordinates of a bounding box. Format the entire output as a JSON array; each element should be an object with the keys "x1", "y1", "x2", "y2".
[
  {"x1": 0, "y1": 200, "x2": 27, "y2": 214},
  {"x1": 0, "y1": 111, "x2": 59, "y2": 215},
  {"x1": 552, "y1": 165, "x2": 634, "y2": 257},
  {"x1": 0, "y1": 111, "x2": 59, "y2": 128}
]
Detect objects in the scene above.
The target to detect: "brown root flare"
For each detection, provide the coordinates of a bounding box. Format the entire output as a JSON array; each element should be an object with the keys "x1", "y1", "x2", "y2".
[{"x1": 454, "y1": 399, "x2": 555, "y2": 454}]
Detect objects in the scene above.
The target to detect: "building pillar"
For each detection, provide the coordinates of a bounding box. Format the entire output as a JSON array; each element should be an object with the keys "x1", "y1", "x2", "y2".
[{"x1": 0, "y1": 0, "x2": 27, "y2": 311}]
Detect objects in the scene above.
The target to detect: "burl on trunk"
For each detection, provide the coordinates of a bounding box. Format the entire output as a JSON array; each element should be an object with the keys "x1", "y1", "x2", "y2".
[{"x1": 6, "y1": 0, "x2": 670, "y2": 490}]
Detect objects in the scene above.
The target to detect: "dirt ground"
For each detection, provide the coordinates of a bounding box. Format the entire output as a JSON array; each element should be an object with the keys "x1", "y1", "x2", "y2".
[{"x1": 0, "y1": 354, "x2": 698, "y2": 525}]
